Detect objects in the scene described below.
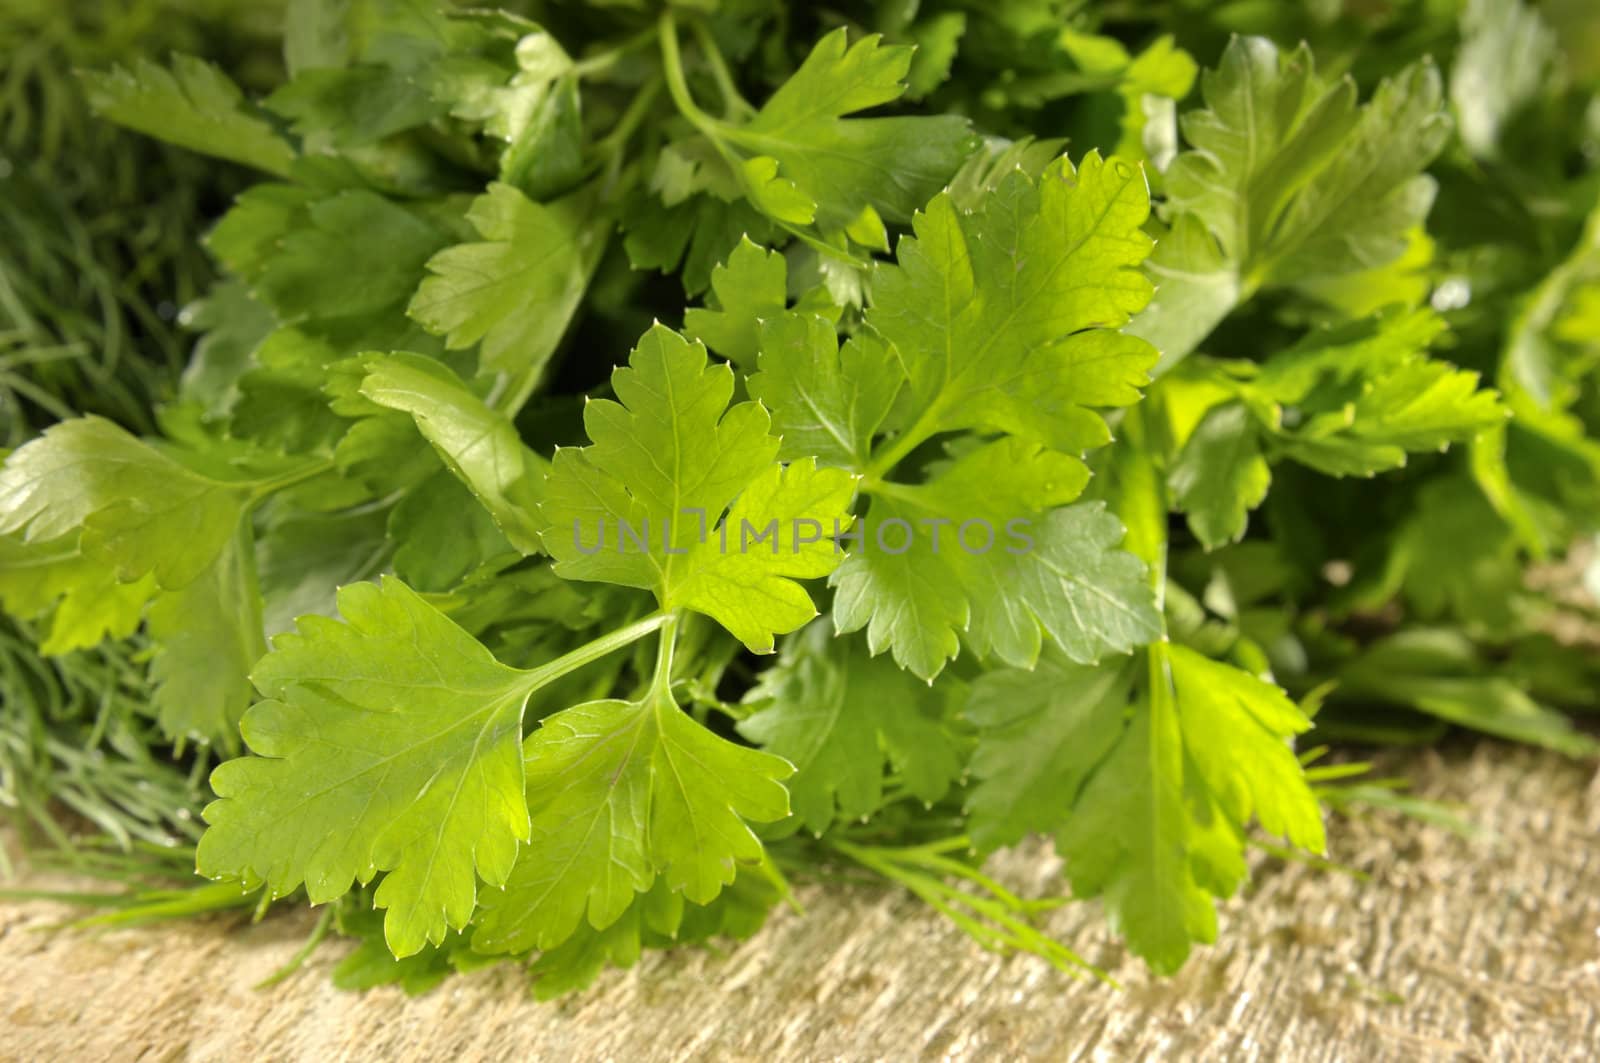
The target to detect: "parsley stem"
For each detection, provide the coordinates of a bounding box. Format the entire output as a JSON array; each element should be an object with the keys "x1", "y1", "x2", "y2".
[
  {"x1": 689, "y1": 18, "x2": 754, "y2": 119},
  {"x1": 571, "y1": 24, "x2": 660, "y2": 80},
  {"x1": 650, "y1": 612, "x2": 681, "y2": 698},
  {"x1": 254, "y1": 904, "x2": 335, "y2": 989},
  {"x1": 246, "y1": 456, "x2": 336, "y2": 503},
  {"x1": 518, "y1": 611, "x2": 674, "y2": 694},
  {"x1": 659, "y1": 12, "x2": 873, "y2": 273},
  {"x1": 772, "y1": 219, "x2": 875, "y2": 268},
  {"x1": 658, "y1": 12, "x2": 732, "y2": 143},
  {"x1": 593, "y1": 75, "x2": 662, "y2": 164},
  {"x1": 861, "y1": 406, "x2": 940, "y2": 485}
]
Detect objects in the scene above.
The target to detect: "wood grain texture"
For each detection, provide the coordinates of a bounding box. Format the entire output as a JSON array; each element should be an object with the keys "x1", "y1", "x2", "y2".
[{"x1": 2, "y1": 743, "x2": 1597, "y2": 1062}]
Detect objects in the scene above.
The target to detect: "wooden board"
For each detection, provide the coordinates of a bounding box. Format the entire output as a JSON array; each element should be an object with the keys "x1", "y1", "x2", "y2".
[{"x1": 2, "y1": 743, "x2": 1597, "y2": 1061}]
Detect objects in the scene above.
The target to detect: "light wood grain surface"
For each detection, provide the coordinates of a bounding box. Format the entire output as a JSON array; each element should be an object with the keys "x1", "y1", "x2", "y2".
[{"x1": 2, "y1": 743, "x2": 1597, "y2": 1062}]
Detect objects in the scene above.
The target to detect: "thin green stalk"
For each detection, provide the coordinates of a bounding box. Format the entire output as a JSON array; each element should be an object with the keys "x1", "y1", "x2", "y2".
[
  {"x1": 861, "y1": 405, "x2": 941, "y2": 487},
  {"x1": 246, "y1": 457, "x2": 338, "y2": 504},
  {"x1": 689, "y1": 18, "x2": 755, "y2": 119},
  {"x1": 771, "y1": 220, "x2": 874, "y2": 268},
  {"x1": 592, "y1": 75, "x2": 663, "y2": 191},
  {"x1": 650, "y1": 612, "x2": 681, "y2": 698},
  {"x1": 660, "y1": 11, "x2": 874, "y2": 275},
  {"x1": 571, "y1": 24, "x2": 660, "y2": 79},
  {"x1": 517, "y1": 612, "x2": 674, "y2": 698},
  {"x1": 830, "y1": 837, "x2": 1109, "y2": 983},
  {"x1": 70, "y1": 880, "x2": 263, "y2": 927},
  {"x1": 658, "y1": 12, "x2": 734, "y2": 143},
  {"x1": 256, "y1": 905, "x2": 337, "y2": 988}
]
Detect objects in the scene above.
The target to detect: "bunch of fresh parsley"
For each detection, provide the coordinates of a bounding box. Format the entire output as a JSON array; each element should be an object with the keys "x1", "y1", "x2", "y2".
[{"x1": 2, "y1": 0, "x2": 1597, "y2": 993}]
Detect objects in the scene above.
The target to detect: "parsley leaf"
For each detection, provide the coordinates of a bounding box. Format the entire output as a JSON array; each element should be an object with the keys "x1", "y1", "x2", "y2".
[
  {"x1": 833, "y1": 441, "x2": 1160, "y2": 680},
  {"x1": 146, "y1": 529, "x2": 264, "y2": 752},
  {"x1": 0, "y1": 417, "x2": 253, "y2": 589},
  {"x1": 1131, "y1": 37, "x2": 1450, "y2": 366},
  {"x1": 539, "y1": 324, "x2": 855, "y2": 653},
  {"x1": 747, "y1": 312, "x2": 902, "y2": 470},
  {"x1": 83, "y1": 55, "x2": 296, "y2": 176},
  {"x1": 359, "y1": 353, "x2": 547, "y2": 554},
  {"x1": 472, "y1": 680, "x2": 791, "y2": 953},
  {"x1": 740, "y1": 623, "x2": 963, "y2": 835},
  {"x1": 408, "y1": 183, "x2": 606, "y2": 395},
  {"x1": 864, "y1": 151, "x2": 1157, "y2": 458},
  {"x1": 1163, "y1": 311, "x2": 1505, "y2": 547},
  {"x1": 198, "y1": 578, "x2": 536, "y2": 956},
  {"x1": 720, "y1": 29, "x2": 976, "y2": 229},
  {"x1": 682, "y1": 237, "x2": 788, "y2": 368},
  {"x1": 1167, "y1": 401, "x2": 1271, "y2": 550},
  {"x1": 968, "y1": 645, "x2": 1324, "y2": 973},
  {"x1": 0, "y1": 536, "x2": 156, "y2": 655}
]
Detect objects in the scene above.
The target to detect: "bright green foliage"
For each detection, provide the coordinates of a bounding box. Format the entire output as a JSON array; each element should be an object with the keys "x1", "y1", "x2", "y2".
[
  {"x1": 748, "y1": 313, "x2": 902, "y2": 469},
  {"x1": 9, "y1": 0, "x2": 1600, "y2": 1000},
  {"x1": 231, "y1": 190, "x2": 452, "y2": 337},
  {"x1": 473, "y1": 684, "x2": 791, "y2": 952},
  {"x1": 0, "y1": 417, "x2": 252, "y2": 589},
  {"x1": 539, "y1": 325, "x2": 856, "y2": 653},
  {"x1": 1055, "y1": 677, "x2": 1206, "y2": 974},
  {"x1": 0, "y1": 536, "x2": 157, "y2": 655},
  {"x1": 969, "y1": 645, "x2": 1324, "y2": 972},
  {"x1": 82, "y1": 55, "x2": 296, "y2": 176},
  {"x1": 1335, "y1": 629, "x2": 1597, "y2": 756},
  {"x1": 1168, "y1": 402, "x2": 1271, "y2": 549},
  {"x1": 1131, "y1": 37, "x2": 1451, "y2": 366},
  {"x1": 1504, "y1": 205, "x2": 1600, "y2": 408},
  {"x1": 359, "y1": 353, "x2": 546, "y2": 554},
  {"x1": 198, "y1": 578, "x2": 536, "y2": 957},
  {"x1": 146, "y1": 530, "x2": 264, "y2": 752},
  {"x1": 740, "y1": 624, "x2": 963, "y2": 835},
  {"x1": 388, "y1": 472, "x2": 516, "y2": 592},
  {"x1": 682, "y1": 238, "x2": 789, "y2": 367},
  {"x1": 865, "y1": 152, "x2": 1156, "y2": 454},
  {"x1": 821, "y1": 151, "x2": 1164, "y2": 677},
  {"x1": 512, "y1": 871, "x2": 780, "y2": 999},
  {"x1": 721, "y1": 29, "x2": 976, "y2": 229},
  {"x1": 833, "y1": 485, "x2": 1161, "y2": 679},
  {"x1": 1274, "y1": 360, "x2": 1506, "y2": 476},
  {"x1": 199, "y1": 321, "x2": 857, "y2": 957},
  {"x1": 541, "y1": 326, "x2": 776, "y2": 587},
  {"x1": 647, "y1": 21, "x2": 974, "y2": 257},
  {"x1": 1163, "y1": 310, "x2": 1506, "y2": 547},
  {"x1": 330, "y1": 909, "x2": 471, "y2": 996},
  {"x1": 408, "y1": 184, "x2": 605, "y2": 385},
  {"x1": 667, "y1": 457, "x2": 857, "y2": 653},
  {"x1": 964, "y1": 657, "x2": 1134, "y2": 850}
]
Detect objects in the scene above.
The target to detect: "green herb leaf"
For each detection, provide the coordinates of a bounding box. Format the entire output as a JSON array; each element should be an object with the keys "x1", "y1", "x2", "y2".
[
  {"x1": 539, "y1": 324, "x2": 855, "y2": 652},
  {"x1": 833, "y1": 440, "x2": 1159, "y2": 679},
  {"x1": 748, "y1": 313, "x2": 902, "y2": 470},
  {"x1": 409, "y1": 183, "x2": 606, "y2": 387},
  {"x1": 682, "y1": 237, "x2": 788, "y2": 368},
  {"x1": 1169, "y1": 401, "x2": 1272, "y2": 549},
  {"x1": 723, "y1": 29, "x2": 976, "y2": 228},
  {"x1": 146, "y1": 528, "x2": 264, "y2": 752},
  {"x1": 865, "y1": 152, "x2": 1157, "y2": 455},
  {"x1": 83, "y1": 55, "x2": 296, "y2": 176},
  {"x1": 971, "y1": 647, "x2": 1323, "y2": 973},
  {"x1": 359, "y1": 353, "x2": 546, "y2": 553},
  {"x1": 740, "y1": 623, "x2": 963, "y2": 834},
  {"x1": 0, "y1": 418, "x2": 253, "y2": 589},
  {"x1": 472, "y1": 685, "x2": 791, "y2": 952},
  {"x1": 198, "y1": 578, "x2": 535, "y2": 957},
  {"x1": 1131, "y1": 38, "x2": 1450, "y2": 366}
]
